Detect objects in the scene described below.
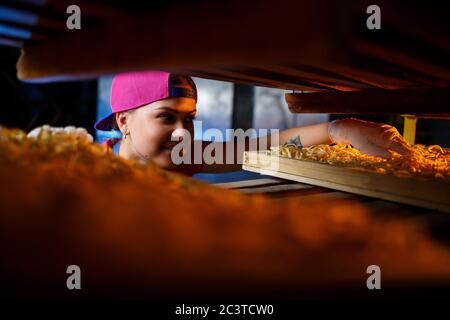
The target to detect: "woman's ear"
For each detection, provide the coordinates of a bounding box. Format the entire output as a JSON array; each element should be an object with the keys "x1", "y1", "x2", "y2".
[{"x1": 116, "y1": 112, "x2": 129, "y2": 135}]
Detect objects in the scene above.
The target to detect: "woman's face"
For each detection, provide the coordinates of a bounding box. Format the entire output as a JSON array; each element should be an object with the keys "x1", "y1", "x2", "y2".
[{"x1": 121, "y1": 97, "x2": 197, "y2": 169}]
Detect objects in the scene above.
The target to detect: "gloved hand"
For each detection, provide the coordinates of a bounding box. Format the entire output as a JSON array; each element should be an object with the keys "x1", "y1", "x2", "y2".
[
  {"x1": 328, "y1": 118, "x2": 412, "y2": 158},
  {"x1": 27, "y1": 125, "x2": 94, "y2": 143}
]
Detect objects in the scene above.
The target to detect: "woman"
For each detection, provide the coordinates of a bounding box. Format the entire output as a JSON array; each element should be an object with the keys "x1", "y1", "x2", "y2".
[{"x1": 95, "y1": 70, "x2": 412, "y2": 176}]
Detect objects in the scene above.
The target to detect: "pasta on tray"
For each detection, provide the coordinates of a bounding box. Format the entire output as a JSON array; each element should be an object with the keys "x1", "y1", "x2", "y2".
[{"x1": 270, "y1": 143, "x2": 450, "y2": 180}]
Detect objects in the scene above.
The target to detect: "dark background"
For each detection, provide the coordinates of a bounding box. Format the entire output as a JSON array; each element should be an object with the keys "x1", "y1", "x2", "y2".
[{"x1": 0, "y1": 46, "x2": 97, "y2": 135}]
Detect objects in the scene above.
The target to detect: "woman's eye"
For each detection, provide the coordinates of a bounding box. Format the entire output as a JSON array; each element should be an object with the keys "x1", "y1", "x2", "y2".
[
  {"x1": 158, "y1": 113, "x2": 176, "y2": 123},
  {"x1": 185, "y1": 115, "x2": 196, "y2": 122}
]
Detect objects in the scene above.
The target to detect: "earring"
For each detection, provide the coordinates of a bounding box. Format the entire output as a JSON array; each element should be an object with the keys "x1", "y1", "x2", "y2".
[{"x1": 123, "y1": 131, "x2": 129, "y2": 139}]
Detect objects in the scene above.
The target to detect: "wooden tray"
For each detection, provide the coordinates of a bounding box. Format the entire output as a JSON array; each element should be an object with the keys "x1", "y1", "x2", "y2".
[{"x1": 243, "y1": 151, "x2": 450, "y2": 212}]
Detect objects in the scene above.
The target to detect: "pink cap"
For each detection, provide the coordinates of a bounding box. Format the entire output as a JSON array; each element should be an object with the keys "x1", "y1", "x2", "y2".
[{"x1": 95, "y1": 70, "x2": 197, "y2": 131}]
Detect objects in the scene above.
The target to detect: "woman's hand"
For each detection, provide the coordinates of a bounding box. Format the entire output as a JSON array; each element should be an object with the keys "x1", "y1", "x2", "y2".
[{"x1": 328, "y1": 118, "x2": 412, "y2": 158}]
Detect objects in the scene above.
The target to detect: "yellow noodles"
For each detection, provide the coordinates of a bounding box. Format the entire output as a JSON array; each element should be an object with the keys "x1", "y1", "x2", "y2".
[{"x1": 270, "y1": 143, "x2": 450, "y2": 180}]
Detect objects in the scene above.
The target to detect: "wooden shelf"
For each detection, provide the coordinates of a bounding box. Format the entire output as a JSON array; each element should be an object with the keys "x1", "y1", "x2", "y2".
[
  {"x1": 242, "y1": 151, "x2": 450, "y2": 212},
  {"x1": 285, "y1": 88, "x2": 450, "y2": 116},
  {"x1": 2, "y1": 0, "x2": 450, "y2": 114}
]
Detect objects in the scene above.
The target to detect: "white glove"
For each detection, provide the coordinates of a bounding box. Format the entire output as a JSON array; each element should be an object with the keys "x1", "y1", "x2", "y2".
[
  {"x1": 27, "y1": 125, "x2": 93, "y2": 143},
  {"x1": 328, "y1": 118, "x2": 412, "y2": 158}
]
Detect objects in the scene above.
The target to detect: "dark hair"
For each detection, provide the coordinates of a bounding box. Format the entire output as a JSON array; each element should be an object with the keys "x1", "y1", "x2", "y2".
[
  {"x1": 111, "y1": 109, "x2": 134, "y2": 131},
  {"x1": 111, "y1": 74, "x2": 196, "y2": 131},
  {"x1": 111, "y1": 116, "x2": 120, "y2": 131},
  {"x1": 169, "y1": 74, "x2": 196, "y2": 89}
]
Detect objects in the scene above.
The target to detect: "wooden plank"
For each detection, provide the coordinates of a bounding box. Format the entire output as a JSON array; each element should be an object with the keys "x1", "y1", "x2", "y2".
[
  {"x1": 237, "y1": 183, "x2": 313, "y2": 194},
  {"x1": 7, "y1": 0, "x2": 449, "y2": 94},
  {"x1": 347, "y1": 53, "x2": 439, "y2": 87},
  {"x1": 242, "y1": 151, "x2": 450, "y2": 212},
  {"x1": 193, "y1": 67, "x2": 328, "y2": 92},
  {"x1": 219, "y1": 67, "x2": 337, "y2": 91},
  {"x1": 246, "y1": 185, "x2": 332, "y2": 200},
  {"x1": 354, "y1": 40, "x2": 450, "y2": 82},
  {"x1": 252, "y1": 63, "x2": 374, "y2": 91},
  {"x1": 170, "y1": 68, "x2": 324, "y2": 92},
  {"x1": 285, "y1": 88, "x2": 450, "y2": 116},
  {"x1": 284, "y1": 190, "x2": 360, "y2": 201},
  {"x1": 15, "y1": 0, "x2": 344, "y2": 81},
  {"x1": 319, "y1": 63, "x2": 416, "y2": 89},
  {"x1": 355, "y1": 1, "x2": 450, "y2": 53},
  {"x1": 213, "y1": 178, "x2": 286, "y2": 189}
]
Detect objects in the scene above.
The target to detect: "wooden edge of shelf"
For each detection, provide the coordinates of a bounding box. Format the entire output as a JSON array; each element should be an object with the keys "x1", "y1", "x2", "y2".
[{"x1": 243, "y1": 151, "x2": 450, "y2": 213}]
